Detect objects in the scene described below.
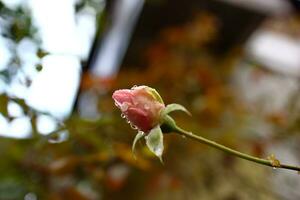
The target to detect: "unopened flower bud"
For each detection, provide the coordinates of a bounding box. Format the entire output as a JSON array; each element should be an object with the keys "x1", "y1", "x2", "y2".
[{"x1": 112, "y1": 86, "x2": 165, "y2": 133}]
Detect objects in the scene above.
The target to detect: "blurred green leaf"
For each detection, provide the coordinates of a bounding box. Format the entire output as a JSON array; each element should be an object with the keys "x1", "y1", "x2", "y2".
[
  {"x1": 0, "y1": 94, "x2": 9, "y2": 118},
  {"x1": 36, "y1": 49, "x2": 49, "y2": 59},
  {"x1": 35, "y1": 64, "x2": 43, "y2": 72}
]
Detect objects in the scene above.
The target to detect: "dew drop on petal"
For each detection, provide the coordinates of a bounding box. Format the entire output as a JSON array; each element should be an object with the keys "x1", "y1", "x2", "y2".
[
  {"x1": 154, "y1": 146, "x2": 163, "y2": 156},
  {"x1": 130, "y1": 124, "x2": 138, "y2": 130},
  {"x1": 121, "y1": 113, "x2": 126, "y2": 118},
  {"x1": 131, "y1": 85, "x2": 138, "y2": 89},
  {"x1": 144, "y1": 104, "x2": 150, "y2": 110},
  {"x1": 138, "y1": 131, "x2": 145, "y2": 135},
  {"x1": 120, "y1": 103, "x2": 129, "y2": 112},
  {"x1": 132, "y1": 99, "x2": 138, "y2": 106}
]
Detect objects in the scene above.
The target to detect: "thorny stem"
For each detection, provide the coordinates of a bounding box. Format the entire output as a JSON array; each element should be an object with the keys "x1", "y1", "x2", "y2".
[{"x1": 164, "y1": 116, "x2": 300, "y2": 172}]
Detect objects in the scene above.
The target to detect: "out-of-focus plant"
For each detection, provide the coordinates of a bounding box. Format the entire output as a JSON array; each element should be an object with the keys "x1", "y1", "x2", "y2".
[
  {"x1": 0, "y1": 0, "x2": 105, "y2": 137},
  {"x1": 1, "y1": 5, "x2": 300, "y2": 199}
]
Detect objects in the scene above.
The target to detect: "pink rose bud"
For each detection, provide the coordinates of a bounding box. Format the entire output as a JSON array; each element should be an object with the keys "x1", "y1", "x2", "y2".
[{"x1": 112, "y1": 86, "x2": 165, "y2": 133}]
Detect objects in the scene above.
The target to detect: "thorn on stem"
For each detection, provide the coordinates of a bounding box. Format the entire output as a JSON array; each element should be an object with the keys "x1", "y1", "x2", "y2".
[{"x1": 267, "y1": 154, "x2": 281, "y2": 168}]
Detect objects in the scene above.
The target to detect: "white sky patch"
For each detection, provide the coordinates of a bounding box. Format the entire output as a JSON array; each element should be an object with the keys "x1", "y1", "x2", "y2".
[
  {"x1": 8, "y1": 117, "x2": 31, "y2": 138},
  {"x1": 17, "y1": 37, "x2": 39, "y2": 77},
  {"x1": 29, "y1": 0, "x2": 79, "y2": 55},
  {"x1": 0, "y1": 37, "x2": 12, "y2": 71},
  {"x1": 29, "y1": 0, "x2": 96, "y2": 59},
  {"x1": 36, "y1": 114, "x2": 58, "y2": 135},
  {"x1": 26, "y1": 55, "x2": 81, "y2": 119},
  {"x1": 247, "y1": 30, "x2": 300, "y2": 77},
  {"x1": 0, "y1": 0, "x2": 96, "y2": 137},
  {"x1": 1, "y1": 0, "x2": 99, "y2": 137},
  {"x1": 0, "y1": 78, "x2": 6, "y2": 94},
  {"x1": 0, "y1": 116, "x2": 31, "y2": 138},
  {"x1": 23, "y1": 0, "x2": 96, "y2": 122},
  {"x1": 0, "y1": 0, "x2": 25, "y2": 10},
  {"x1": 6, "y1": 71, "x2": 28, "y2": 99},
  {"x1": 76, "y1": 6, "x2": 97, "y2": 59},
  {"x1": 0, "y1": 115, "x2": 9, "y2": 134},
  {"x1": 7, "y1": 101, "x2": 24, "y2": 118}
]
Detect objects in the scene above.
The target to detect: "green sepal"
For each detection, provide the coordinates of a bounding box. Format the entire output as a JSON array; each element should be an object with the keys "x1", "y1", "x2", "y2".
[
  {"x1": 132, "y1": 131, "x2": 145, "y2": 159},
  {"x1": 161, "y1": 103, "x2": 191, "y2": 118},
  {"x1": 145, "y1": 125, "x2": 164, "y2": 163},
  {"x1": 160, "y1": 115, "x2": 177, "y2": 133},
  {"x1": 145, "y1": 87, "x2": 164, "y2": 104}
]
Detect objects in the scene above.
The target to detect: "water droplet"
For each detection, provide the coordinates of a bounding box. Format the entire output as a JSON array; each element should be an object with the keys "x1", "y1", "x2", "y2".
[
  {"x1": 121, "y1": 113, "x2": 126, "y2": 118},
  {"x1": 48, "y1": 131, "x2": 69, "y2": 144},
  {"x1": 126, "y1": 120, "x2": 131, "y2": 124},
  {"x1": 154, "y1": 146, "x2": 163, "y2": 156},
  {"x1": 138, "y1": 131, "x2": 145, "y2": 136},
  {"x1": 24, "y1": 193, "x2": 37, "y2": 200},
  {"x1": 131, "y1": 85, "x2": 138, "y2": 89},
  {"x1": 144, "y1": 104, "x2": 150, "y2": 110},
  {"x1": 133, "y1": 100, "x2": 138, "y2": 106},
  {"x1": 130, "y1": 124, "x2": 138, "y2": 130},
  {"x1": 120, "y1": 103, "x2": 129, "y2": 112}
]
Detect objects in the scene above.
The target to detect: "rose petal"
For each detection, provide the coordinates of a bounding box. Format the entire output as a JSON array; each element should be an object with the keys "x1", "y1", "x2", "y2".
[
  {"x1": 126, "y1": 107, "x2": 152, "y2": 132},
  {"x1": 112, "y1": 90, "x2": 134, "y2": 106}
]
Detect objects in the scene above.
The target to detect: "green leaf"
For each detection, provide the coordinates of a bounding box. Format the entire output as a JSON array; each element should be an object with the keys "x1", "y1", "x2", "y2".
[
  {"x1": 35, "y1": 64, "x2": 43, "y2": 72},
  {"x1": 145, "y1": 126, "x2": 164, "y2": 163},
  {"x1": 161, "y1": 103, "x2": 191, "y2": 117},
  {"x1": 36, "y1": 49, "x2": 49, "y2": 58},
  {"x1": 132, "y1": 131, "x2": 145, "y2": 159},
  {"x1": 0, "y1": 95, "x2": 9, "y2": 118}
]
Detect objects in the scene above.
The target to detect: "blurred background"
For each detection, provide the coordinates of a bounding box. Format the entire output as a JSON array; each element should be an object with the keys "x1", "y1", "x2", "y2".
[{"x1": 0, "y1": 0, "x2": 300, "y2": 199}]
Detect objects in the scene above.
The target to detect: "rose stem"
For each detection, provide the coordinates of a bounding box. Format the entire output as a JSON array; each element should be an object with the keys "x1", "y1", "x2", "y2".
[{"x1": 172, "y1": 125, "x2": 300, "y2": 172}]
